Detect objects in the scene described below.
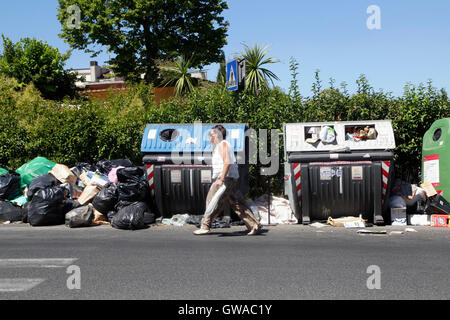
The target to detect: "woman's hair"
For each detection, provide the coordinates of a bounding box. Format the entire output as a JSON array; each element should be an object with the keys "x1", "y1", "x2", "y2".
[{"x1": 212, "y1": 124, "x2": 227, "y2": 140}]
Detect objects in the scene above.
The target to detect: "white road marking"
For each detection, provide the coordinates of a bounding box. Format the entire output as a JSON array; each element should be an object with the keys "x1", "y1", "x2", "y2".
[
  {"x1": 0, "y1": 258, "x2": 78, "y2": 268},
  {"x1": 0, "y1": 279, "x2": 46, "y2": 292}
]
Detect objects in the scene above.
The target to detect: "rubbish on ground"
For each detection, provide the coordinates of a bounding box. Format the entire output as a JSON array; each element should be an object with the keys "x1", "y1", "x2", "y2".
[
  {"x1": 15, "y1": 157, "x2": 56, "y2": 189},
  {"x1": 391, "y1": 208, "x2": 407, "y2": 226},
  {"x1": 92, "y1": 183, "x2": 118, "y2": 215},
  {"x1": 70, "y1": 163, "x2": 97, "y2": 178},
  {"x1": 50, "y1": 164, "x2": 77, "y2": 185},
  {"x1": 408, "y1": 214, "x2": 430, "y2": 226},
  {"x1": 0, "y1": 172, "x2": 22, "y2": 201},
  {"x1": 65, "y1": 205, "x2": 94, "y2": 228},
  {"x1": 250, "y1": 194, "x2": 297, "y2": 225},
  {"x1": 327, "y1": 215, "x2": 366, "y2": 227},
  {"x1": 96, "y1": 159, "x2": 133, "y2": 175},
  {"x1": 431, "y1": 214, "x2": 449, "y2": 228},
  {"x1": 310, "y1": 222, "x2": 328, "y2": 228},
  {"x1": 27, "y1": 174, "x2": 60, "y2": 200},
  {"x1": 357, "y1": 229, "x2": 387, "y2": 235},
  {"x1": 405, "y1": 228, "x2": 417, "y2": 232},
  {"x1": 185, "y1": 215, "x2": 239, "y2": 229},
  {"x1": 389, "y1": 231, "x2": 404, "y2": 235},
  {"x1": 92, "y1": 208, "x2": 110, "y2": 225},
  {"x1": 116, "y1": 167, "x2": 144, "y2": 183},
  {"x1": 117, "y1": 179, "x2": 148, "y2": 203},
  {"x1": 0, "y1": 201, "x2": 26, "y2": 222},
  {"x1": 28, "y1": 186, "x2": 66, "y2": 226},
  {"x1": 344, "y1": 221, "x2": 366, "y2": 228},
  {"x1": 77, "y1": 185, "x2": 100, "y2": 206},
  {"x1": 107, "y1": 166, "x2": 125, "y2": 183},
  {"x1": 162, "y1": 214, "x2": 190, "y2": 227},
  {"x1": 59, "y1": 183, "x2": 82, "y2": 200},
  {"x1": 111, "y1": 201, "x2": 152, "y2": 230},
  {"x1": 421, "y1": 182, "x2": 438, "y2": 198},
  {"x1": 9, "y1": 195, "x2": 28, "y2": 207}
]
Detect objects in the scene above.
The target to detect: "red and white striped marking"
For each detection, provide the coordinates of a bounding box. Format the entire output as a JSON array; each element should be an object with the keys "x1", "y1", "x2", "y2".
[
  {"x1": 293, "y1": 163, "x2": 302, "y2": 205},
  {"x1": 145, "y1": 164, "x2": 155, "y2": 197},
  {"x1": 382, "y1": 161, "x2": 390, "y2": 200}
]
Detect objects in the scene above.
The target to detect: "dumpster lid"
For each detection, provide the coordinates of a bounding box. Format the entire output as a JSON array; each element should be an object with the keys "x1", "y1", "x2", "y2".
[
  {"x1": 284, "y1": 120, "x2": 396, "y2": 152},
  {"x1": 141, "y1": 123, "x2": 247, "y2": 153}
]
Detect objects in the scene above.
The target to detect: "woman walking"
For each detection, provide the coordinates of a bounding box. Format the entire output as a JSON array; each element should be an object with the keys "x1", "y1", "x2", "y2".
[{"x1": 193, "y1": 125, "x2": 261, "y2": 236}]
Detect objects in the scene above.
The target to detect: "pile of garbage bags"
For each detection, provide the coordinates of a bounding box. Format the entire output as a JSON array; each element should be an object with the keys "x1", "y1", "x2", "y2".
[{"x1": 0, "y1": 157, "x2": 155, "y2": 230}]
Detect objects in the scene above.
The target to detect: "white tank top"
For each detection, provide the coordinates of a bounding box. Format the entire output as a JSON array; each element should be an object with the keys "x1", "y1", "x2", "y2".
[{"x1": 212, "y1": 140, "x2": 239, "y2": 179}]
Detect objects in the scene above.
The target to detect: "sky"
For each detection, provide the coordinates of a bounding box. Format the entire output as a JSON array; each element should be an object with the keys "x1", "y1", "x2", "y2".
[{"x1": 0, "y1": 0, "x2": 449, "y2": 97}]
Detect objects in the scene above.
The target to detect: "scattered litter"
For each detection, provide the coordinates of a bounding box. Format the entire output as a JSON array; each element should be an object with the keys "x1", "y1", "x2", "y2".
[
  {"x1": 162, "y1": 214, "x2": 190, "y2": 227},
  {"x1": 310, "y1": 222, "x2": 328, "y2": 229},
  {"x1": 405, "y1": 228, "x2": 417, "y2": 232},
  {"x1": 249, "y1": 195, "x2": 297, "y2": 225},
  {"x1": 344, "y1": 221, "x2": 366, "y2": 228},
  {"x1": 327, "y1": 215, "x2": 366, "y2": 227},
  {"x1": 389, "y1": 231, "x2": 404, "y2": 235},
  {"x1": 357, "y1": 229, "x2": 387, "y2": 235}
]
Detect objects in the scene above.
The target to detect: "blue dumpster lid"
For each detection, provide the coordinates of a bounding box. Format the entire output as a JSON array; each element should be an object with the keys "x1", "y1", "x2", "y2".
[{"x1": 141, "y1": 123, "x2": 247, "y2": 153}]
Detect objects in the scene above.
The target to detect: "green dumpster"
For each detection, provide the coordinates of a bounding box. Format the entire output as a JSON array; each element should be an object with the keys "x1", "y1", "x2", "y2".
[{"x1": 422, "y1": 118, "x2": 450, "y2": 198}]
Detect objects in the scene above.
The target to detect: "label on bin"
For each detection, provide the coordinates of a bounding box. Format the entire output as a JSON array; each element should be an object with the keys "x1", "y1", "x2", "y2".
[
  {"x1": 201, "y1": 170, "x2": 212, "y2": 183},
  {"x1": 320, "y1": 167, "x2": 332, "y2": 180},
  {"x1": 424, "y1": 154, "x2": 439, "y2": 186},
  {"x1": 170, "y1": 170, "x2": 182, "y2": 183},
  {"x1": 352, "y1": 166, "x2": 363, "y2": 180},
  {"x1": 147, "y1": 129, "x2": 157, "y2": 140}
]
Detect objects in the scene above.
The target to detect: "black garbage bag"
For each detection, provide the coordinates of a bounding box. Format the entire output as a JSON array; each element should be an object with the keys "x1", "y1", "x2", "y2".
[
  {"x1": 116, "y1": 167, "x2": 144, "y2": 183},
  {"x1": 111, "y1": 201, "x2": 152, "y2": 230},
  {"x1": 0, "y1": 172, "x2": 22, "y2": 201},
  {"x1": 28, "y1": 186, "x2": 66, "y2": 226},
  {"x1": 27, "y1": 174, "x2": 60, "y2": 200},
  {"x1": 71, "y1": 162, "x2": 98, "y2": 178},
  {"x1": 92, "y1": 183, "x2": 118, "y2": 215},
  {"x1": 96, "y1": 159, "x2": 133, "y2": 175},
  {"x1": 63, "y1": 199, "x2": 80, "y2": 215},
  {"x1": 117, "y1": 179, "x2": 149, "y2": 203},
  {"x1": 65, "y1": 205, "x2": 94, "y2": 228},
  {"x1": 0, "y1": 201, "x2": 26, "y2": 222}
]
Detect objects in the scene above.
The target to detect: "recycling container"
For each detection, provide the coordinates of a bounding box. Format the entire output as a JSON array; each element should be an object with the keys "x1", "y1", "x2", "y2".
[
  {"x1": 283, "y1": 120, "x2": 396, "y2": 225},
  {"x1": 422, "y1": 118, "x2": 450, "y2": 199},
  {"x1": 141, "y1": 123, "x2": 249, "y2": 218}
]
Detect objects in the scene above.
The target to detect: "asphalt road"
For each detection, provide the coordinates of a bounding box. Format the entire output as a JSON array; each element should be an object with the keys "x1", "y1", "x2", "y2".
[{"x1": 0, "y1": 222, "x2": 449, "y2": 300}]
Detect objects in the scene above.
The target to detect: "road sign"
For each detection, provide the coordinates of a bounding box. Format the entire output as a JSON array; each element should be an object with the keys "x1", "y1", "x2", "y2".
[{"x1": 227, "y1": 59, "x2": 238, "y2": 91}]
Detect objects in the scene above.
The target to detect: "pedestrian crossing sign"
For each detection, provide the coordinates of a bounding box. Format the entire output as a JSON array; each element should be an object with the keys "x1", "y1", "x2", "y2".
[{"x1": 227, "y1": 59, "x2": 239, "y2": 91}]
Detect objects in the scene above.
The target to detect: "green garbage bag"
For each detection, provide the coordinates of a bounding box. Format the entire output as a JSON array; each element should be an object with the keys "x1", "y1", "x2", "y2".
[
  {"x1": 15, "y1": 157, "x2": 56, "y2": 189},
  {"x1": 0, "y1": 168, "x2": 8, "y2": 176}
]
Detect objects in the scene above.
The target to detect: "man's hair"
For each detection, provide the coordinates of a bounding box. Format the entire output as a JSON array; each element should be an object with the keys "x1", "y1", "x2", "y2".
[{"x1": 212, "y1": 124, "x2": 227, "y2": 140}]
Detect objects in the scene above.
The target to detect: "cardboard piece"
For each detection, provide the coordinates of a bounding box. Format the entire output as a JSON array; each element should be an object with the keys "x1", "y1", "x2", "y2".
[
  {"x1": 327, "y1": 215, "x2": 366, "y2": 227},
  {"x1": 421, "y1": 182, "x2": 437, "y2": 198},
  {"x1": 78, "y1": 185, "x2": 100, "y2": 206},
  {"x1": 50, "y1": 164, "x2": 77, "y2": 185}
]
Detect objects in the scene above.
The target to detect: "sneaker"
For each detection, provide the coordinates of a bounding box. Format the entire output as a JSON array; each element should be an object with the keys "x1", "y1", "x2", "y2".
[
  {"x1": 193, "y1": 228, "x2": 211, "y2": 235},
  {"x1": 247, "y1": 225, "x2": 262, "y2": 236}
]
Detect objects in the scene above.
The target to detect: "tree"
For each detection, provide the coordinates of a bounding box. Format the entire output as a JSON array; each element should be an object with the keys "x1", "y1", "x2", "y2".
[
  {"x1": 159, "y1": 56, "x2": 197, "y2": 97},
  {"x1": 57, "y1": 0, "x2": 229, "y2": 84},
  {"x1": 0, "y1": 35, "x2": 78, "y2": 100},
  {"x1": 240, "y1": 43, "x2": 279, "y2": 95},
  {"x1": 215, "y1": 50, "x2": 226, "y2": 86}
]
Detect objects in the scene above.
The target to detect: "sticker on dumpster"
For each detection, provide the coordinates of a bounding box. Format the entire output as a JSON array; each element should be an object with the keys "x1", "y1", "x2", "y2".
[
  {"x1": 424, "y1": 154, "x2": 439, "y2": 186},
  {"x1": 320, "y1": 167, "x2": 332, "y2": 180},
  {"x1": 170, "y1": 170, "x2": 182, "y2": 183},
  {"x1": 147, "y1": 129, "x2": 157, "y2": 140},
  {"x1": 201, "y1": 170, "x2": 212, "y2": 183},
  {"x1": 352, "y1": 166, "x2": 363, "y2": 180},
  {"x1": 332, "y1": 168, "x2": 343, "y2": 177}
]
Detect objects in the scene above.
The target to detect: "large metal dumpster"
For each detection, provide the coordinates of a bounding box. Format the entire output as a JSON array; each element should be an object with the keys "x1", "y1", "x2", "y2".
[
  {"x1": 283, "y1": 120, "x2": 396, "y2": 225},
  {"x1": 422, "y1": 118, "x2": 450, "y2": 199},
  {"x1": 141, "y1": 123, "x2": 249, "y2": 218}
]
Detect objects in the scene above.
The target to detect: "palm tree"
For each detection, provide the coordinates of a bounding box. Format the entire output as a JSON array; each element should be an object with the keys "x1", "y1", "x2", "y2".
[
  {"x1": 240, "y1": 43, "x2": 280, "y2": 95},
  {"x1": 159, "y1": 56, "x2": 197, "y2": 97}
]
